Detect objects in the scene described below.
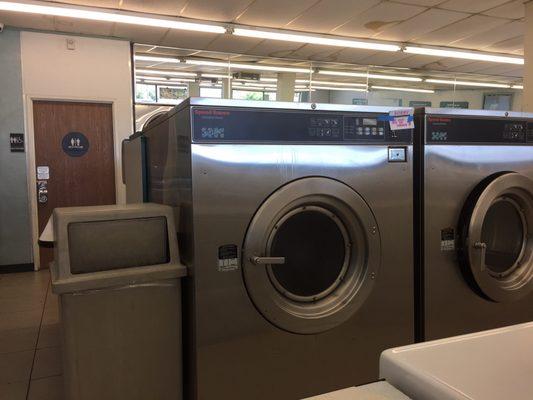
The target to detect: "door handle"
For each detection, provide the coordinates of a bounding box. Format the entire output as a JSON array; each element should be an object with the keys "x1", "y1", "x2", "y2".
[
  {"x1": 250, "y1": 256, "x2": 286, "y2": 265},
  {"x1": 473, "y1": 242, "x2": 487, "y2": 271}
]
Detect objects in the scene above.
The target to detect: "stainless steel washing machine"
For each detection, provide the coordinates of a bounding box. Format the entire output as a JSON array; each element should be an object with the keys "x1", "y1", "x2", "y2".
[
  {"x1": 140, "y1": 98, "x2": 414, "y2": 399},
  {"x1": 415, "y1": 108, "x2": 533, "y2": 342}
]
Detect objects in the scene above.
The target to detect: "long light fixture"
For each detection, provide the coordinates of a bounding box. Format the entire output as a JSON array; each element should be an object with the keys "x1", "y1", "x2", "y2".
[
  {"x1": 371, "y1": 85, "x2": 434, "y2": 94},
  {"x1": 0, "y1": 1, "x2": 225, "y2": 33},
  {"x1": 136, "y1": 68, "x2": 197, "y2": 77},
  {"x1": 185, "y1": 59, "x2": 310, "y2": 73},
  {"x1": 404, "y1": 46, "x2": 523, "y2": 65},
  {"x1": 296, "y1": 79, "x2": 367, "y2": 87},
  {"x1": 425, "y1": 79, "x2": 510, "y2": 88},
  {"x1": 233, "y1": 28, "x2": 401, "y2": 52},
  {"x1": 319, "y1": 70, "x2": 422, "y2": 82},
  {"x1": 136, "y1": 80, "x2": 187, "y2": 88},
  {"x1": 512, "y1": 85, "x2": 524, "y2": 90},
  {"x1": 310, "y1": 86, "x2": 368, "y2": 92}
]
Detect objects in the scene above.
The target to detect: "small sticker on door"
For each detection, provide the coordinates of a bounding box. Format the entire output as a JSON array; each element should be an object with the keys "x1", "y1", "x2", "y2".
[
  {"x1": 36, "y1": 166, "x2": 50, "y2": 180},
  {"x1": 440, "y1": 228, "x2": 455, "y2": 251},
  {"x1": 218, "y1": 244, "x2": 239, "y2": 272}
]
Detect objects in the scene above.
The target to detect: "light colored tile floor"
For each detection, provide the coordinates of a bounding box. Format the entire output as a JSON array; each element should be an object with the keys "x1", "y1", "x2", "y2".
[{"x1": 0, "y1": 270, "x2": 63, "y2": 400}]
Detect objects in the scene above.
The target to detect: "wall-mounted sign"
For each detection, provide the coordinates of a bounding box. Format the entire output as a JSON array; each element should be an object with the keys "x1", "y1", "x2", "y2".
[
  {"x1": 10, "y1": 133, "x2": 25, "y2": 152},
  {"x1": 440, "y1": 101, "x2": 469, "y2": 109},
  {"x1": 409, "y1": 101, "x2": 432, "y2": 108},
  {"x1": 62, "y1": 132, "x2": 89, "y2": 157},
  {"x1": 352, "y1": 98, "x2": 369, "y2": 105}
]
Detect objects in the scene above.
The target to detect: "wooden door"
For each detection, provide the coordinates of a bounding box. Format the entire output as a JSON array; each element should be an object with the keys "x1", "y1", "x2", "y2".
[{"x1": 33, "y1": 101, "x2": 116, "y2": 269}]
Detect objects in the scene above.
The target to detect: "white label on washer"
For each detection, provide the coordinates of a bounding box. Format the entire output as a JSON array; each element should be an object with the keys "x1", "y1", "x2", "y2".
[
  {"x1": 440, "y1": 228, "x2": 455, "y2": 251},
  {"x1": 389, "y1": 109, "x2": 414, "y2": 131}
]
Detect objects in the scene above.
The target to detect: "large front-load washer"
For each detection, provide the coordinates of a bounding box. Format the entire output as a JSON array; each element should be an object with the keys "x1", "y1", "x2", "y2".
[
  {"x1": 415, "y1": 108, "x2": 533, "y2": 342},
  {"x1": 139, "y1": 98, "x2": 414, "y2": 399}
]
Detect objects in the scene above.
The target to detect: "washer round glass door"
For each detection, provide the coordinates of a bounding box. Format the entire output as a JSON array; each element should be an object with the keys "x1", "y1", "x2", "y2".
[
  {"x1": 458, "y1": 172, "x2": 533, "y2": 302},
  {"x1": 243, "y1": 177, "x2": 380, "y2": 334}
]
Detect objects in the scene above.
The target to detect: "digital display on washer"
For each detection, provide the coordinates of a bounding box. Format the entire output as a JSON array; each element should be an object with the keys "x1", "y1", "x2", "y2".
[
  {"x1": 426, "y1": 116, "x2": 533, "y2": 144},
  {"x1": 192, "y1": 107, "x2": 412, "y2": 143}
]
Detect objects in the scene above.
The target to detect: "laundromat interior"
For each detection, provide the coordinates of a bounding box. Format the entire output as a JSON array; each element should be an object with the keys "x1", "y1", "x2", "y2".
[{"x1": 2, "y1": 1, "x2": 533, "y2": 399}]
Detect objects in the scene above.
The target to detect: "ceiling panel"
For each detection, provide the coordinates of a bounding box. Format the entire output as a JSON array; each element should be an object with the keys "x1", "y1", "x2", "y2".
[
  {"x1": 439, "y1": 0, "x2": 511, "y2": 13},
  {"x1": 331, "y1": 2, "x2": 426, "y2": 38},
  {"x1": 243, "y1": 40, "x2": 304, "y2": 58},
  {"x1": 451, "y1": 21, "x2": 524, "y2": 50},
  {"x1": 112, "y1": 24, "x2": 168, "y2": 44},
  {"x1": 285, "y1": 0, "x2": 380, "y2": 33},
  {"x1": 235, "y1": 0, "x2": 319, "y2": 28},
  {"x1": 157, "y1": 30, "x2": 220, "y2": 49},
  {"x1": 485, "y1": 36, "x2": 524, "y2": 54},
  {"x1": 54, "y1": 17, "x2": 115, "y2": 36},
  {"x1": 375, "y1": 8, "x2": 468, "y2": 42},
  {"x1": 394, "y1": 0, "x2": 442, "y2": 5},
  {"x1": 0, "y1": 12, "x2": 56, "y2": 31},
  {"x1": 331, "y1": 48, "x2": 390, "y2": 64},
  {"x1": 482, "y1": 0, "x2": 525, "y2": 20},
  {"x1": 355, "y1": 51, "x2": 414, "y2": 66},
  {"x1": 390, "y1": 54, "x2": 446, "y2": 69},
  {"x1": 43, "y1": 0, "x2": 120, "y2": 8},
  {"x1": 288, "y1": 44, "x2": 342, "y2": 62},
  {"x1": 471, "y1": 63, "x2": 524, "y2": 76},
  {"x1": 120, "y1": 0, "x2": 187, "y2": 15},
  {"x1": 180, "y1": 0, "x2": 253, "y2": 22},
  {"x1": 411, "y1": 15, "x2": 509, "y2": 46},
  {"x1": 147, "y1": 47, "x2": 201, "y2": 57},
  {"x1": 204, "y1": 35, "x2": 263, "y2": 53}
]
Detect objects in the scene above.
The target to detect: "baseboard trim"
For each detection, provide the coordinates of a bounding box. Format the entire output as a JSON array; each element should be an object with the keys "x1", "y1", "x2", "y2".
[{"x1": 0, "y1": 263, "x2": 35, "y2": 273}]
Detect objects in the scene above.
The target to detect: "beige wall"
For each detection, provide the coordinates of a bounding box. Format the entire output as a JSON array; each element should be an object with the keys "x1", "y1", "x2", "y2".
[{"x1": 20, "y1": 31, "x2": 133, "y2": 203}]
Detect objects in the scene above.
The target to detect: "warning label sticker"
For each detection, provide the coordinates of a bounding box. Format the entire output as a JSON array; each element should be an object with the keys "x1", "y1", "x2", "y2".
[
  {"x1": 218, "y1": 244, "x2": 239, "y2": 272},
  {"x1": 440, "y1": 228, "x2": 455, "y2": 251}
]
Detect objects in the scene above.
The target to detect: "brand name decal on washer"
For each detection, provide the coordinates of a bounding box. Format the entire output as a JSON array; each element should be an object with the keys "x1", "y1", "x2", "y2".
[
  {"x1": 440, "y1": 228, "x2": 455, "y2": 251},
  {"x1": 218, "y1": 244, "x2": 239, "y2": 272}
]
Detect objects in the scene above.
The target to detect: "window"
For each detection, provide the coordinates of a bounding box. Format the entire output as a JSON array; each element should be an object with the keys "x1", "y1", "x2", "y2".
[
  {"x1": 135, "y1": 83, "x2": 157, "y2": 103},
  {"x1": 200, "y1": 87, "x2": 222, "y2": 98}
]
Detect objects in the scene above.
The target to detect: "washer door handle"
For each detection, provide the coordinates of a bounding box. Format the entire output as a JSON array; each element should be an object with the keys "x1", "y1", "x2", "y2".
[
  {"x1": 250, "y1": 256, "x2": 286, "y2": 265},
  {"x1": 473, "y1": 241, "x2": 487, "y2": 271}
]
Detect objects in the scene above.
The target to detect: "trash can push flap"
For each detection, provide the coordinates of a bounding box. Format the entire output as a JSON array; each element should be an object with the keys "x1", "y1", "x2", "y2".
[{"x1": 50, "y1": 203, "x2": 186, "y2": 295}]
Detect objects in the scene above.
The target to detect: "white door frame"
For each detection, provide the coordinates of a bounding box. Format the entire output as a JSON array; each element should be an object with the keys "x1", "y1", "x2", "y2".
[{"x1": 24, "y1": 94, "x2": 122, "y2": 270}]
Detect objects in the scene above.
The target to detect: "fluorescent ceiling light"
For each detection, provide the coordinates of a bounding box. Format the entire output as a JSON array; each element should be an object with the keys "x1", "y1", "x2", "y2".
[
  {"x1": 319, "y1": 70, "x2": 422, "y2": 82},
  {"x1": 233, "y1": 28, "x2": 401, "y2": 52},
  {"x1": 201, "y1": 74, "x2": 231, "y2": 79},
  {"x1": 136, "y1": 75, "x2": 196, "y2": 82},
  {"x1": 426, "y1": 79, "x2": 510, "y2": 88},
  {"x1": 296, "y1": 79, "x2": 367, "y2": 87},
  {"x1": 404, "y1": 46, "x2": 523, "y2": 65},
  {"x1": 185, "y1": 59, "x2": 309, "y2": 73},
  {"x1": 512, "y1": 85, "x2": 524, "y2": 90},
  {"x1": 371, "y1": 86, "x2": 434, "y2": 94},
  {"x1": 136, "y1": 68, "x2": 197, "y2": 77},
  {"x1": 0, "y1": 1, "x2": 225, "y2": 33},
  {"x1": 137, "y1": 80, "x2": 187, "y2": 88},
  {"x1": 310, "y1": 86, "x2": 368, "y2": 92}
]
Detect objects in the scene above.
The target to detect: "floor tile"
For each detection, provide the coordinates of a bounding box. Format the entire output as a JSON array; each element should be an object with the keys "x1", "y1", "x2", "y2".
[
  {"x1": 28, "y1": 376, "x2": 64, "y2": 400},
  {"x1": 0, "y1": 381, "x2": 27, "y2": 400},
  {"x1": 0, "y1": 327, "x2": 39, "y2": 354},
  {"x1": 0, "y1": 296, "x2": 45, "y2": 313},
  {"x1": 0, "y1": 350, "x2": 33, "y2": 384},
  {"x1": 32, "y1": 347, "x2": 62, "y2": 380},
  {"x1": 37, "y1": 322, "x2": 61, "y2": 349}
]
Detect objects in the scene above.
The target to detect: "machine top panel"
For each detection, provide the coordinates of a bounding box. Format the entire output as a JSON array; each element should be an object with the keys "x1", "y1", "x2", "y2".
[
  {"x1": 190, "y1": 106, "x2": 413, "y2": 144},
  {"x1": 425, "y1": 114, "x2": 533, "y2": 145}
]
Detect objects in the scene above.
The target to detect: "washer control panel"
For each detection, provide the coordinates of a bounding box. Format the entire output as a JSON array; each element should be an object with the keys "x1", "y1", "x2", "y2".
[
  {"x1": 192, "y1": 107, "x2": 412, "y2": 143},
  {"x1": 427, "y1": 116, "x2": 533, "y2": 144}
]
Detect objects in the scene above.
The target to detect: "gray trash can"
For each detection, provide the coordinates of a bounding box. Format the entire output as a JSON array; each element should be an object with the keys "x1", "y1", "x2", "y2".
[{"x1": 50, "y1": 203, "x2": 187, "y2": 400}]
